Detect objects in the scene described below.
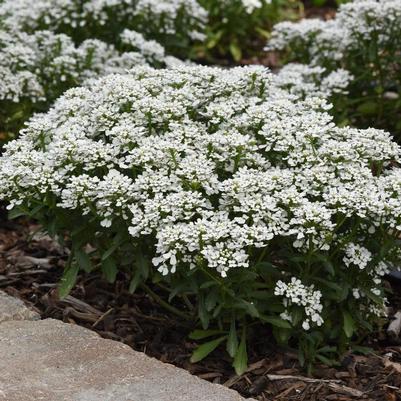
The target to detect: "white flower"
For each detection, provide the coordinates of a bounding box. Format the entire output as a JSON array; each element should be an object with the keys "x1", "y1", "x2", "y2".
[{"x1": 274, "y1": 277, "x2": 324, "y2": 330}]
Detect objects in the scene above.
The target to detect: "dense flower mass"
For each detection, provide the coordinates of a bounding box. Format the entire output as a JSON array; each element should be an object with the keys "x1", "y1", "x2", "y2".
[
  {"x1": 0, "y1": 0, "x2": 207, "y2": 55},
  {"x1": 1, "y1": 66, "x2": 400, "y2": 346},
  {"x1": 0, "y1": 29, "x2": 182, "y2": 134},
  {"x1": 267, "y1": 0, "x2": 401, "y2": 136}
]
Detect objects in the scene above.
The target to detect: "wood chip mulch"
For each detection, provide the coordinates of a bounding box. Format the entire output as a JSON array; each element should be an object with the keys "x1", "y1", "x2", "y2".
[{"x1": 1, "y1": 215, "x2": 401, "y2": 401}]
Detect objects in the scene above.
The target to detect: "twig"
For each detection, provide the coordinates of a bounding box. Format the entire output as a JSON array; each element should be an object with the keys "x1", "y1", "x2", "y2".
[
  {"x1": 92, "y1": 308, "x2": 114, "y2": 328},
  {"x1": 266, "y1": 375, "x2": 364, "y2": 398},
  {"x1": 266, "y1": 374, "x2": 341, "y2": 383},
  {"x1": 327, "y1": 383, "x2": 364, "y2": 397},
  {"x1": 6, "y1": 269, "x2": 48, "y2": 277},
  {"x1": 60, "y1": 295, "x2": 102, "y2": 316}
]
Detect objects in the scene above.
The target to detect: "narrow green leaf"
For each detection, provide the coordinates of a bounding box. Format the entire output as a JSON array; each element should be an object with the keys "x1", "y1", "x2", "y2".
[
  {"x1": 198, "y1": 294, "x2": 210, "y2": 329},
  {"x1": 238, "y1": 300, "x2": 260, "y2": 318},
  {"x1": 233, "y1": 328, "x2": 248, "y2": 375},
  {"x1": 74, "y1": 248, "x2": 92, "y2": 273},
  {"x1": 205, "y1": 288, "x2": 218, "y2": 312},
  {"x1": 8, "y1": 207, "x2": 26, "y2": 219},
  {"x1": 261, "y1": 315, "x2": 292, "y2": 329},
  {"x1": 58, "y1": 262, "x2": 79, "y2": 298},
  {"x1": 128, "y1": 269, "x2": 142, "y2": 294},
  {"x1": 189, "y1": 329, "x2": 223, "y2": 340},
  {"x1": 101, "y1": 243, "x2": 119, "y2": 261},
  {"x1": 226, "y1": 320, "x2": 238, "y2": 358},
  {"x1": 190, "y1": 336, "x2": 227, "y2": 363},
  {"x1": 101, "y1": 257, "x2": 117, "y2": 283},
  {"x1": 229, "y1": 42, "x2": 242, "y2": 62},
  {"x1": 343, "y1": 311, "x2": 356, "y2": 338}
]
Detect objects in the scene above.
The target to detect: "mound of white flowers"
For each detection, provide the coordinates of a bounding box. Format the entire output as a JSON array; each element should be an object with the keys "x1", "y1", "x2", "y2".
[
  {"x1": 267, "y1": 0, "x2": 401, "y2": 135},
  {"x1": 0, "y1": 29, "x2": 182, "y2": 134},
  {"x1": 1, "y1": 65, "x2": 401, "y2": 367},
  {"x1": 0, "y1": 0, "x2": 207, "y2": 56}
]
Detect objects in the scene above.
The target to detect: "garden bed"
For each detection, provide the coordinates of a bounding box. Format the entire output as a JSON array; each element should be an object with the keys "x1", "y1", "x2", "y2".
[{"x1": 1, "y1": 216, "x2": 401, "y2": 401}]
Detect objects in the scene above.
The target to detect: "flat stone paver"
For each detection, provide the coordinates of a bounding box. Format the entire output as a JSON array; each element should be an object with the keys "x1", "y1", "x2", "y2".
[
  {"x1": 0, "y1": 319, "x2": 255, "y2": 401},
  {"x1": 0, "y1": 290, "x2": 40, "y2": 323}
]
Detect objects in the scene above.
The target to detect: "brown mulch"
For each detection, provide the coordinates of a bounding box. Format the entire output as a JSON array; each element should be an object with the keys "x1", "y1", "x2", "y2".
[{"x1": 1, "y1": 217, "x2": 401, "y2": 401}]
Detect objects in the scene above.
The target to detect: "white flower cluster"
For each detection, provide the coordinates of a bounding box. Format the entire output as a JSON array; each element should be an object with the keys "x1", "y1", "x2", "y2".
[
  {"x1": 343, "y1": 243, "x2": 372, "y2": 270},
  {"x1": 268, "y1": 0, "x2": 401, "y2": 65},
  {"x1": 241, "y1": 0, "x2": 265, "y2": 14},
  {"x1": 0, "y1": 66, "x2": 400, "y2": 328},
  {"x1": 0, "y1": 0, "x2": 207, "y2": 43},
  {"x1": 267, "y1": 0, "x2": 401, "y2": 107},
  {"x1": 275, "y1": 277, "x2": 323, "y2": 330},
  {"x1": 274, "y1": 64, "x2": 352, "y2": 100}
]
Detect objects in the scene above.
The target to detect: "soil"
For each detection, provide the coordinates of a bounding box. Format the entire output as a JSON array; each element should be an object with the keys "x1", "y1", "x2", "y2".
[{"x1": 1, "y1": 215, "x2": 401, "y2": 401}]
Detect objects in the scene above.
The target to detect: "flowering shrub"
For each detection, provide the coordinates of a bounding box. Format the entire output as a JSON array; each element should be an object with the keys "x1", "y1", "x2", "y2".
[
  {"x1": 1, "y1": 65, "x2": 401, "y2": 371},
  {"x1": 0, "y1": 0, "x2": 207, "y2": 57},
  {"x1": 198, "y1": 0, "x2": 300, "y2": 61},
  {"x1": 0, "y1": 29, "x2": 181, "y2": 136},
  {"x1": 267, "y1": 0, "x2": 401, "y2": 137}
]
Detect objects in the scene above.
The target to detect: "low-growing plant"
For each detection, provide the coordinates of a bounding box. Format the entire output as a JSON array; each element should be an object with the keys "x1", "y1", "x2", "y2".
[
  {"x1": 197, "y1": 0, "x2": 301, "y2": 62},
  {"x1": 0, "y1": 29, "x2": 182, "y2": 138},
  {"x1": 1, "y1": 66, "x2": 401, "y2": 372},
  {"x1": 267, "y1": 0, "x2": 401, "y2": 137},
  {"x1": 0, "y1": 0, "x2": 207, "y2": 58}
]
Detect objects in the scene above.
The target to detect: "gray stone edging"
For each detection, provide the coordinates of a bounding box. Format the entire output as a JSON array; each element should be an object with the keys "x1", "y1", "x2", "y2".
[
  {"x1": 0, "y1": 290, "x2": 40, "y2": 323},
  {"x1": 0, "y1": 312, "x2": 255, "y2": 401}
]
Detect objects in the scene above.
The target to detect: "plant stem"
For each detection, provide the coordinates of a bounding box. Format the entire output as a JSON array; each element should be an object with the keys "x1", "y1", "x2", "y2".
[{"x1": 140, "y1": 283, "x2": 194, "y2": 321}]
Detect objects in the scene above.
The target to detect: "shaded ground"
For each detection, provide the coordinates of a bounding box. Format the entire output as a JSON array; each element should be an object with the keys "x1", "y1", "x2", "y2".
[{"x1": 1, "y1": 217, "x2": 401, "y2": 401}]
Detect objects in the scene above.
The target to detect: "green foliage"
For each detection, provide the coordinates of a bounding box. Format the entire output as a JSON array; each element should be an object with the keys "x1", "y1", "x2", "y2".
[{"x1": 198, "y1": 0, "x2": 301, "y2": 62}]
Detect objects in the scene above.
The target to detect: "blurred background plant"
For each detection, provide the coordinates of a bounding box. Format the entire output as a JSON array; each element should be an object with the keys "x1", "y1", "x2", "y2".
[
  {"x1": 197, "y1": 0, "x2": 302, "y2": 62},
  {"x1": 267, "y1": 0, "x2": 401, "y2": 139}
]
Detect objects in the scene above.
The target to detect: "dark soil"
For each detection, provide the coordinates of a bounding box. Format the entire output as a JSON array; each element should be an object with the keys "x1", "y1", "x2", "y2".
[{"x1": 1, "y1": 217, "x2": 401, "y2": 401}]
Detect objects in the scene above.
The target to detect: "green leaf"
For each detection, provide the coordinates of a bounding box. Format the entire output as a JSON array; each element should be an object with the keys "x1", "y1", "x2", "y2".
[
  {"x1": 343, "y1": 311, "x2": 356, "y2": 338},
  {"x1": 128, "y1": 269, "x2": 142, "y2": 293},
  {"x1": 237, "y1": 300, "x2": 260, "y2": 318},
  {"x1": 74, "y1": 248, "x2": 92, "y2": 273},
  {"x1": 8, "y1": 207, "x2": 26, "y2": 219},
  {"x1": 189, "y1": 329, "x2": 223, "y2": 340},
  {"x1": 273, "y1": 327, "x2": 291, "y2": 344},
  {"x1": 101, "y1": 243, "x2": 119, "y2": 261},
  {"x1": 357, "y1": 101, "x2": 378, "y2": 116},
  {"x1": 261, "y1": 315, "x2": 292, "y2": 328},
  {"x1": 316, "y1": 354, "x2": 337, "y2": 366},
  {"x1": 198, "y1": 294, "x2": 210, "y2": 329},
  {"x1": 229, "y1": 42, "x2": 242, "y2": 62},
  {"x1": 206, "y1": 30, "x2": 224, "y2": 49},
  {"x1": 136, "y1": 250, "x2": 149, "y2": 280},
  {"x1": 351, "y1": 345, "x2": 373, "y2": 355},
  {"x1": 200, "y1": 281, "x2": 218, "y2": 289},
  {"x1": 312, "y1": 0, "x2": 327, "y2": 6},
  {"x1": 190, "y1": 336, "x2": 227, "y2": 363},
  {"x1": 102, "y1": 232, "x2": 124, "y2": 261},
  {"x1": 58, "y1": 262, "x2": 79, "y2": 298},
  {"x1": 101, "y1": 257, "x2": 117, "y2": 283},
  {"x1": 226, "y1": 320, "x2": 239, "y2": 358},
  {"x1": 205, "y1": 288, "x2": 219, "y2": 312},
  {"x1": 233, "y1": 328, "x2": 248, "y2": 375}
]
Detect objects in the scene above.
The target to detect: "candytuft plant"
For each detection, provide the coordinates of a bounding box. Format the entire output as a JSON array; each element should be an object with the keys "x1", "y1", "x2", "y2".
[
  {"x1": 0, "y1": 29, "x2": 182, "y2": 137},
  {"x1": 1, "y1": 65, "x2": 401, "y2": 372},
  {"x1": 0, "y1": 0, "x2": 207, "y2": 58},
  {"x1": 267, "y1": 0, "x2": 401, "y2": 137}
]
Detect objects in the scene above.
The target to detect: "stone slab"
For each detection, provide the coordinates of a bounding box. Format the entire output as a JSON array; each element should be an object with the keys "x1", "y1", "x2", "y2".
[
  {"x1": 0, "y1": 291, "x2": 40, "y2": 323},
  {"x1": 0, "y1": 319, "x2": 255, "y2": 401}
]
